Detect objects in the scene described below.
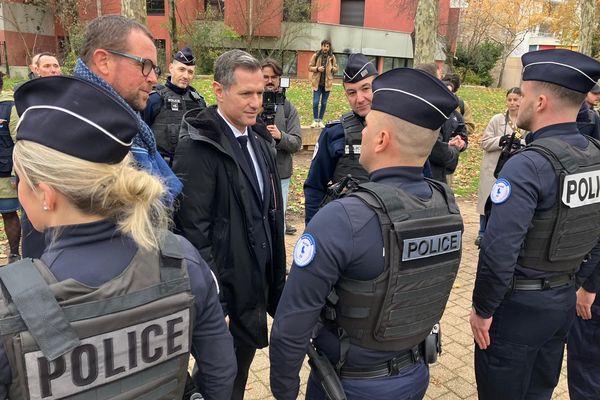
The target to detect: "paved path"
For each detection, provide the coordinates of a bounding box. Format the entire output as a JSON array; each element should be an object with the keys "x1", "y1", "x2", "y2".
[{"x1": 242, "y1": 197, "x2": 571, "y2": 400}]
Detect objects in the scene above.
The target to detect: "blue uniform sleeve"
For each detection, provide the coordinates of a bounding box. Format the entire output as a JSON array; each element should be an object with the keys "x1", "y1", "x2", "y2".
[
  {"x1": 141, "y1": 93, "x2": 162, "y2": 127},
  {"x1": 303, "y1": 125, "x2": 342, "y2": 225},
  {"x1": 270, "y1": 201, "x2": 353, "y2": 400},
  {"x1": 472, "y1": 152, "x2": 548, "y2": 318},
  {"x1": 181, "y1": 238, "x2": 236, "y2": 400}
]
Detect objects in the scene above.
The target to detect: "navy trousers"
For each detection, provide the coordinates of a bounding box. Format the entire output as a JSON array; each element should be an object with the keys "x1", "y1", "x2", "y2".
[
  {"x1": 475, "y1": 284, "x2": 575, "y2": 400},
  {"x1": 305, "y1": 361, "x2": 428, "y2": 400},
  {"x1": 567, "y1": 302, "x2": 600, "y2": 400}
]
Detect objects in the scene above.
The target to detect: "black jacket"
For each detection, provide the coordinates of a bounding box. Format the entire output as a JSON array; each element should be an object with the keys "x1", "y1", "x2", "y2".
[{"x1": 173, "y1": 106, "x2": 286, "y2": 348}]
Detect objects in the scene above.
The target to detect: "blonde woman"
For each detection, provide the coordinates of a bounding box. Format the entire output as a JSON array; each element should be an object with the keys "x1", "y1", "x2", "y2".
[
  {"x1": 0, "y1": 76, "x2": 235, "y2": 399},
  {"x1": 475, "y1": 87, "x2": 522, "y2": 245}
]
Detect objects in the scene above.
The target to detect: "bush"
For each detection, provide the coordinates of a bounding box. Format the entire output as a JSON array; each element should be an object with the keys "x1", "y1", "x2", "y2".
[{"x1": 454, "y1": 42, "x2": 504, "y2": 87}]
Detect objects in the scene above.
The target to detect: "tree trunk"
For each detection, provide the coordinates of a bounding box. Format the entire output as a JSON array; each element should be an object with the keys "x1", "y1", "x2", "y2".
[
  {"x1": 579, "y1": 0, "x2": 595, "y2": 56},
  {"x1": 169, "y1": 0, "x2": 177, "y2": 51},
  {"x1": 121, "y1": 0, "x2": 147, "y2": 24},
  {"x1": 413, "y1": 0, "x2": 439, "y2": 65}
]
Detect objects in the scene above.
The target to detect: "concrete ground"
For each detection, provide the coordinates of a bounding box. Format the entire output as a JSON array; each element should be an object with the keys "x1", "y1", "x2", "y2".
[{"x1": 241, "y1": 197, "x2": 571, "y2": 400}]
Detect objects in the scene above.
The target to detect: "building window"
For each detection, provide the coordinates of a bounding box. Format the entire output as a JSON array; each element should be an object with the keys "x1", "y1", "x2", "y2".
[
  {"x1": 147, "y1": 0, "x2": 165, "y2": 15},
  {"x1": 205, "y1": 0, "x2": 225, "y2": 19},
  {"x1": 340, "y1": 0, "x2": 364, "y2": 27},
  {"x1": 382, "y1": 57, "x2": 408, "y2": 72},
  {"x1": 282, "y1": 50, "x2": 297, "y2": 76}
]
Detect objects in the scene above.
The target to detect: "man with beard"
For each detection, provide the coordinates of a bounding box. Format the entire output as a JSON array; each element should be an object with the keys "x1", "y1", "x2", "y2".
[
  {"x1": 470, "y1": 49, "x2": 600, "y2": 400},
  {"x1": 260, "y1": 58, "x2": 302, "y2": 235}
]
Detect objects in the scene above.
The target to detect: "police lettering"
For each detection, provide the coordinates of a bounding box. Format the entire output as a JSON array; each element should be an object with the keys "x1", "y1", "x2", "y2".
[
  {"x1": 402, "y1": 231, "x2": 462, "y2": 261},
  {"x1": 562, "y1": 170, "x2": 600, "y2": 208},
  {"x1": 25, "y1": 310, "x2": 190, "y2": 400}
]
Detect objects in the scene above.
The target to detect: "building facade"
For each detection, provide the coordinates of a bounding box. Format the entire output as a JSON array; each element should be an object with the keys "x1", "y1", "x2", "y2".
[{"x1": 1, "y1": 0, "x2": 460, "y2": 78}]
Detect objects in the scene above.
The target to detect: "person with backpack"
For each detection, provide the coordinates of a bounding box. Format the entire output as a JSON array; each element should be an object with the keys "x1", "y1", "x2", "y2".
[{"x1": 0, "y1": 72, "x2": 20, "y2": 263}]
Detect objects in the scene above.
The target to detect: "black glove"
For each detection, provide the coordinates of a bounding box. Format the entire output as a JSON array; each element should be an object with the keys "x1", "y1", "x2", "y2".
[{"x1": 498, "y1": 135, "x2": 510, "y2": 148}]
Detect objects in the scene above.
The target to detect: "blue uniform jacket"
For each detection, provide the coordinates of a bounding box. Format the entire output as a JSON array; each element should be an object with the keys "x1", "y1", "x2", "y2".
[
  {"x1": 303, "y1": 120, "x2": 350, "y2": 225},
  {"x1": 271, "y1": 167, "x2": 432, "y2": 399},
  {"x1": 0, "y1": 220, "x2": 236, "y2": 400},
  {"x1": 473, "y1": 123, "x2": 600, "y2": 318}
]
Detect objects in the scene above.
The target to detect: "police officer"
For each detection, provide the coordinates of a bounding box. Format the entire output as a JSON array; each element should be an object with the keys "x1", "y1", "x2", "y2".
[
  {"x1": 303, "y1": 53, "x2": 378, "y2": 224},
  {"x1": 470, "y1": 49, "x2": 600, "y2": 400},
  {"x1": 0, "y1": 76, "x2": 236, "y2": 399},
  {"x1": 576, "y1": 83, "x2": 600, "y2": 140},
  {"x1": 143, "y1": 47, "x2": 207, "y2": 164},
  {"x1": 568, "y1": 246, "x2": 600, "y2": 399},
  {"x1": 270, "y1": 68, "x2": 462, "y2": 399}
]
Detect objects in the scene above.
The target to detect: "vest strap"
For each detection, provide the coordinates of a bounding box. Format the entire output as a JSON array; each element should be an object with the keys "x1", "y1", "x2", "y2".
[{"x1": 0, "y1": 259, "x2": 80, "y2": 360}]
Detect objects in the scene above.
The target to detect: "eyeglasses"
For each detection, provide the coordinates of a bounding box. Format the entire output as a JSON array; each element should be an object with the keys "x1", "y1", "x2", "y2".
[{"x1": 105, "y1": 49, "x2": 161, "y2": 77}]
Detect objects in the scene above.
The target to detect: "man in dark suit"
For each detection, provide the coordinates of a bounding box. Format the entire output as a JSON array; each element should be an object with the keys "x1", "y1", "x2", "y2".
[{"x1": 173, "y1": 49, "x2": 286, "y2": 400}]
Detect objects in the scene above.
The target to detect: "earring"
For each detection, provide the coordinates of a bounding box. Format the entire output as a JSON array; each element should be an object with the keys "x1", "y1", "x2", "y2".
[{"x1": 43, "y1": 204, "x2": 49, "y2": 211}]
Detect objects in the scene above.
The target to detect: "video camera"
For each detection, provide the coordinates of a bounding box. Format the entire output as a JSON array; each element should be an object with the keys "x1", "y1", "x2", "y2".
[{"x1": 262, "y1": 76, "x2": 290, "y2": 126}]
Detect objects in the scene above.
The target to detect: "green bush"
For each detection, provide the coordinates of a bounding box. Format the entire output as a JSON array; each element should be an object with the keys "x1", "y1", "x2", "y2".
[{"x1": 455, "y1": 42, "x2": 503, "y2": 87}]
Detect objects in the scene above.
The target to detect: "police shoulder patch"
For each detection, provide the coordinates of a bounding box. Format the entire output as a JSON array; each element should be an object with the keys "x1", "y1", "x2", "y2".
[
  {"x1": 293, "y1": 234, "x2": 316, "y2": 267},
  {"x1": 490, "y1": 178, "x2": 511, "y2": 204}
]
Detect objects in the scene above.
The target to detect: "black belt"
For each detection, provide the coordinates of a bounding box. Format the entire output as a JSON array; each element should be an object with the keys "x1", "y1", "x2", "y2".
[
  {"x1": 512, "y1": 274, "x2": 574, "y2": 291},
  {"x1": 339, "y1": 346, "x2": 420, "y2": 380}
]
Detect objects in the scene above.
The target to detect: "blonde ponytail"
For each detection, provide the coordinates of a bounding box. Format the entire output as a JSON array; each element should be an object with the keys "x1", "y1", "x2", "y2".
[{"x1": 13, "y1": 140, "x2": 170, "y2": 250}]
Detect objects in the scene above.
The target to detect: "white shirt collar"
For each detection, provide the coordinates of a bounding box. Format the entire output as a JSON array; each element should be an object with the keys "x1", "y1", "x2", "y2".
[{"x1": 217, "y1": 108, "x2": 248, "y2": 138}]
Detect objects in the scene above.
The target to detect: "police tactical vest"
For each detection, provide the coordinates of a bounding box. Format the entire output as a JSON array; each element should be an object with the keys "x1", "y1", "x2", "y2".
[
  {"x1": 333, "y1": 181, "x2": 463, "y2": 351},
  {"x1": 0, "y1": 232, "x2": 195, "y2": 400},
  {"x1": 151, "y1": 85, "x2": 205, "y2": 159},
  {"x1": 332, "y1": 112, "x2": 369, "y2": 184},
  {"x1": 517, "y1": 137, "x2": 600, "y2": 272},
  {"x1": 0, "y1": 101, "x2": 14, "y2": 177}
]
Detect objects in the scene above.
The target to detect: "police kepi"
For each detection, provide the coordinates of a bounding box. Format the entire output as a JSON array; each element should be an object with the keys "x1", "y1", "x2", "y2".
[
  {"x1": 174, "y1": 47, "x2": 196, "y2": 66},
  {"x1": 14, "y1": 76, "x2": 138, "y2": 163},
  {"x1": 343, "y1": 53, "x2": 377, "y2": 83}
]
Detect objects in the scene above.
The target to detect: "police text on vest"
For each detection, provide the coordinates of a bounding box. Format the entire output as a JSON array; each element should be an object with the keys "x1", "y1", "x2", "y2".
[
  {"x1": 24, "y1": 310, "x2": 190, "y2": 400},
  {"x1": 402, "y1": 231, "x2": 462, "y2": 261},
  {"x1": 562, "y1": 170, "x2": 600, "y2": 208}
]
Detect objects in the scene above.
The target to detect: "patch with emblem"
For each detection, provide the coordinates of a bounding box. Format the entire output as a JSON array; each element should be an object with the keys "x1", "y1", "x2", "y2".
[
  {"x1": 312, "y1": 142, "x2": 319, "y2": 160},
  {"x1": 490, "y1": 178, "x2": 511, "y2": 204},
  {"x1": 293, "y1": 234, "x2": 316, "y2": 267}
]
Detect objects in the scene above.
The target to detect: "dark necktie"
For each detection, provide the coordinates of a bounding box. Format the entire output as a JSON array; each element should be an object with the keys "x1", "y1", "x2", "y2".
[{"x1": 236, "y1": 135, "x2": 260, "y2": 191}]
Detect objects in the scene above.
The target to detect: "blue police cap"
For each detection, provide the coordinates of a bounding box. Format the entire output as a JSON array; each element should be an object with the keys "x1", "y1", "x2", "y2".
[
  {"x1": 14, "y1": 76, "x2": 138, "y2": 164},
  {"x1": 371, "y1": 68, "x2": 459, "y2": 130},
  {"x1": 343, "y1": 53, "x2": 378, "y2": 83},
  {"x1": 522, "y1": 49, "x2": 600, "y2": 93},
  {"x1": 173, "y1": 47, "x2": 196, "y2": 66}
]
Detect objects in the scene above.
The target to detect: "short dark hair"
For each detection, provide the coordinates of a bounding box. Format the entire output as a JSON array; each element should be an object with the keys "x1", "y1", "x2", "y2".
[
  {"x1": 214, "y1": 49, "x2": 261, "y2": 90},
  {"x1": 80, "y1": 15, "x2": 153, "y2": 65},
  {"x1": 443, "y1": 73, "x2": 461, "y2": 92},
  {"x1": 261, "y1": 58, "x2": 282, "y2": 77},
  {"x1": 506, "y1": 87, "x2": 522, "y2": 96},
  {"x1": 321, "y1": 39, "x2": 331, "y2": 47},
  {"x1": 535, "y1": 81, "x2": 586, "y2": 107}
]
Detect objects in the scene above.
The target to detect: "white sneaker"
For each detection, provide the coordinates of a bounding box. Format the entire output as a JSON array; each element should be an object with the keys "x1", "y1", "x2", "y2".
[
  {"x1": 310, "y1": 120, "x2": 319, "y2": 128},
  {"x1": 318, "y1": 120, "x2": 326, "y2": 128}
]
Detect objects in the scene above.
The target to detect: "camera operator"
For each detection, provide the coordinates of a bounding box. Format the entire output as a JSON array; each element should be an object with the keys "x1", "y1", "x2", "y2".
[{"x1": 261, "y1": 58, "x2": 302, "y2": 235}]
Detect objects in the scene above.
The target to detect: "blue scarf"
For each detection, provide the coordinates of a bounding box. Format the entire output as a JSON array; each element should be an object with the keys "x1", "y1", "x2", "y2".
[{"x1": 73, "y1": 59, "x2": 182, "y2": 204}]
